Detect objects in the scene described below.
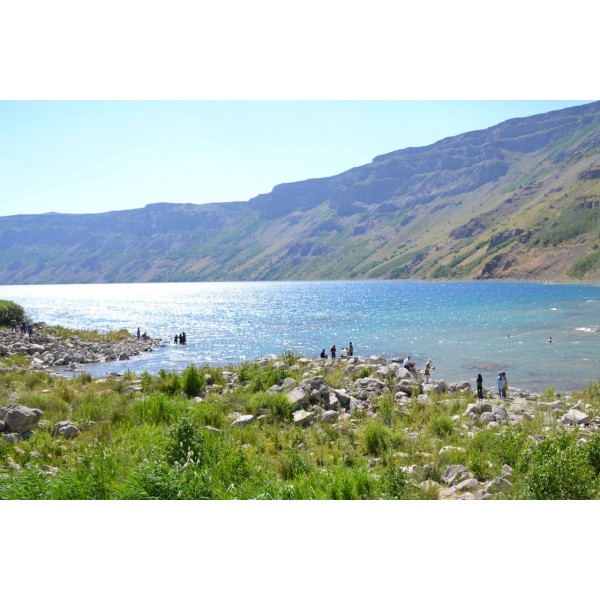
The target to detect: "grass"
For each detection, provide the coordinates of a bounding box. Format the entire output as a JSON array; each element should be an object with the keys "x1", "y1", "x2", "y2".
[
  {"x1": 43, "y1": 325, "x2": 133, "y2": 343},
  {"x1": 1, "y1": 357, "x2": 600, "y2": 500}
]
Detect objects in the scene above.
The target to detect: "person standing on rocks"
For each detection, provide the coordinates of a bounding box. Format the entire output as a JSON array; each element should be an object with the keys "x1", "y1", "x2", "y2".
[
  {"x1": 174, "y1": 334, "x2": 179, "y2": 344},
  {"x1": 476, "y1": 374, "x2": 484, "y2": 400},
  {"x1": 330, "y1": 344, "x2": 336, "y2": 359},
  {"x1": 503, "y1": 372, "x2": 509, "y2": 398},
  {"x1": 137, "y1": 327, "x2": 141, "y2": 340},
  {"x1": 497, "y1": 372, "x2": 506, "y2": 398},
  {"x1": 9, "y1": 319, "x2": 17, "y2": 332},
  {"x1": 348, "y1": 342, "x2": 353, "y2": 357},
  {"x1": 424, "y1": 358, "x2": 434, "y2": 383}
]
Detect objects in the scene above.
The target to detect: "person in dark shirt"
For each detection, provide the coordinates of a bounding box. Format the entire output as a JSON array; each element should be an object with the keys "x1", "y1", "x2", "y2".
[{"x1": 476, "y1": 374, "x2": 484, "y2": 400}]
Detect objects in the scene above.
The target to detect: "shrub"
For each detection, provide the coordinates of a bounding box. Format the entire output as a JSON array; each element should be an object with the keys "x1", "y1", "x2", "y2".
[
  {"x1": 0, "y1": 299, "x2": 25, "y2": 327},
  {"x1": 279, "y1": 448, "x2": 311, "y2": 480},
  {"x1": 131, "y1": 393, "x2": 187, "y2": 425},
  {"x1": 521, "y1": 432, "x2": 597, "y2": 500},
  {"x1": 363, "y1": 420, "x2": 393, "y2": 456},
  {"x1": 584, "y1": 431, "x2": 600, "y2": 476},
  {"x1": 181, "y1": 364, "x2": 204, "y2": 398},
  {"x1": 166, "y1": 414, "x2": 210, "y2": 467},
  {"x1": 428, "y1": 414, "x2": 453, "y2": 438},
  {"x1": 492, "y1": 426, "x2": 529, "y2": 467},
  {"x1": 380, "y1": 464, "x2": 409, "y2": 499}
]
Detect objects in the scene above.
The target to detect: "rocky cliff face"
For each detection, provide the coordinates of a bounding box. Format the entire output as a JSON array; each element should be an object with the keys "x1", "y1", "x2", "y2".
[{"x1": 1, "y1": 101, "x2": 600, "y2": 283}]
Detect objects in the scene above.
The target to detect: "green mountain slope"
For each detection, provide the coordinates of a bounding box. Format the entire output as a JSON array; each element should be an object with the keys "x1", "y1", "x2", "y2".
[{"x1": 1, "y1": 101, "x2": 600, "y2": 284}]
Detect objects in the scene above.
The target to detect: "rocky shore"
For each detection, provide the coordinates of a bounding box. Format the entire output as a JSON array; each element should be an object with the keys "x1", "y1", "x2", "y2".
[
  {"x1": 0, "y1": 324, "x2": 160, "y2": 371},
  {"x1": 2, "y1": 349, "x2": 599, "y2": 500}
]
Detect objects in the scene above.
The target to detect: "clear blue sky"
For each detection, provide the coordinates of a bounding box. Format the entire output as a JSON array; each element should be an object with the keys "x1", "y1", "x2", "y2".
[{"x1": 0, "y1": 100, "x2": 593, "y2": 217}]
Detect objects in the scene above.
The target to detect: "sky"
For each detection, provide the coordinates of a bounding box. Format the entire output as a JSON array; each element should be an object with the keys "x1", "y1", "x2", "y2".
[{"x1": 0, "y1": 100, "x2": 594, "y2": 217}]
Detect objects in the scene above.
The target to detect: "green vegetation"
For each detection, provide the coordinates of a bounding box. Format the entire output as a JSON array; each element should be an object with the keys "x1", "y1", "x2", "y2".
[
  {"x1": 2, "y1": 356, "x2": 600, "y2": 500},
  {"x1": 532, "y1": 206, "x2": 600, "y2": 247},
  {"x1": 0, "y1": 299, "x2": 25, "y2": 326},
  {"x1": 568, "y1": 249, "x2": 600, "y2": 278},
  {"x1": 44, "y1": 325, "x2": 133, "y2": 343}
]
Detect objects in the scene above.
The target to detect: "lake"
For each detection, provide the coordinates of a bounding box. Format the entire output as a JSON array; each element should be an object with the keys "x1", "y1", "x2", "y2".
[{"x1": 2, "y1": 280, "x2": 599, "y2": 392}]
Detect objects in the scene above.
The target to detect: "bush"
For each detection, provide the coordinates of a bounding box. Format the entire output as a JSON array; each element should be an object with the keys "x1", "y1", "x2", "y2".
[
  {"x1": 181, "y1": 364, "x2": 204, "y2": 398},
  {"x1": 380, "y1": 464, "x2": 409, "y2": 499},
  {"x1": 521, "y1": 432, "x2": 597, "y2": 500},
  {"x1": 584, "y1": 432, "x2": 600, "y2": 476},
  {"x1": 428, "y1": 414, "x2": 453, "y2": 438},
  {"x1": 0, "y1": 299, "x2": 25, "y2": 326},
  {"x1": 363, "y1": 420, "x2": 393, "y2": 456},
  {"x1": 166, "y1": 414, "x2": 210, "y2": 467}
]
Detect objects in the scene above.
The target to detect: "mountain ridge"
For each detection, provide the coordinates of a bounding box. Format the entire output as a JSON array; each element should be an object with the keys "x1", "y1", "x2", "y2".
[{"x1": 2, "y1": 101, "x2": 600, "y2": 284}]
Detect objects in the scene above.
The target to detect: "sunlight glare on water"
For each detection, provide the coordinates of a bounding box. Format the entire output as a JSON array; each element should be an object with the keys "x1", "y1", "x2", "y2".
[{"x1": 2, "y1": 280, "x2": 600, "y2": 392}]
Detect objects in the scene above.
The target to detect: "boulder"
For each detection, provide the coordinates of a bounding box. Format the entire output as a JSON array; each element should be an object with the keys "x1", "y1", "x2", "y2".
[
  {"x1": 333, "y1": 389, "x2": 353, "y2": 408},
  {"x1": 3, "y1": 433, "x2": 21, "y2": 443},
  {"x1": 441, "y1": 464, "x2": 469, "y2": 486},
  {"x1": 281, "y1": 377, "x2": 297, "y2": 390},
  {"x1": 0, "y1": 405, "x2": 43, "y2": 434},
  {"x1": 492, "y1": 405, "x2": 509, "y2": 421},
  {"x1": 321, "y1": 410, "x2": 338, "y2": 424},
  {"x1": 416, "y1": 394, "x2": 432, "y2": 406},
  {"x1": 0, "y1": 420, "x2": 4, "y2": 432},
  {"x1": 485, "y1": 477, "x2": 513, "y2": 495},
  {"x1": 119, "y1": 353, "x2": 129, "y2": 361},
  {"x1": 326, "y1": 394, "x2": 340, "y2": 410},
  {"x1": 287, "y1": 387, "x2": 308, "y2": 409},
  {"x1": 501, "y1": 464, "x2": 513, "y2": 479},
  {"x1": 455, "y1": 478, "x2": 480, "y2": 492},
  {"x1": 231, "y1": 414, "x2": 254, "y2": 427},
  {"x1": 293, "y1": 410, "x2": 315, "y2": 426},
  {"x1": 480, "y1": 411, "x2": 496, "y2": 423},
  {"x1": 300, "y1": 376, "x2": 325, "y2": 390},
  {"x1": 52, "y1": 421, "x2": 80, "y2": 439},
  {"x1": 562, "y1": 410, "x2": 589, "y2": 426}
]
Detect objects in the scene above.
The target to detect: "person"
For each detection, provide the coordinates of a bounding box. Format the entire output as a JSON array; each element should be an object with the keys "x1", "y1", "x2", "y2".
[
  {"x1": 348, "y1": 342, "x2": 353, "y2": 357},
  {"x1": 181, "y1": 332, "x2": 187, "y2": 345},
  {"x1": 142, "y1": 332, "x2": 148, "y2": 339},
  {"x1": 320, "y1": 349, "x2": 327, "y2": 359},
  {"x1": 174, "y1": 334, "x2": 179, "y2": 344},
  {"x1": 403, "y1": 356, "x2": 411, "y2": 369},
  {"x1": 330, "y1": 344, "x2": 336, "y2": 359},
  {"x1": 504, "y1": 372, "x2": 509, "y2": 398},
  {"x1": 548, "y1": 337, "x2": 552, "y2": 344},
  {"x1": 20, "y1": 321, "x2": 26, "y2": 334},
  {"x1": 476, "y1": 373, "x2": 484, "y2": 400},
  {"x1": 340, "y1": 347, "x2": 348, "y2": 358},
  {"x1": 497, "y1": 372, "x2": 506, "y2": 398},
  {"x1": 27, "y1": 324, "x2": 34, "y2": 339},
  {"x1": 9, "y1": 319, "x2": 17, "y2": 332},
  {"x1": 424, "y1": 358, "x2": 433, "y2": 383},
  {"x1": 137, "y1": 327, "x2": 141, "y2": 340}
]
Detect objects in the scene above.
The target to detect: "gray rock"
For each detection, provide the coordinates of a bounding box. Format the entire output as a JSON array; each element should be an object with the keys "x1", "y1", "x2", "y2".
[
  {"x1": 441, "y1": 464, "x2": 469, "y2": 486},
  {"x1": 455, "y1": 478, "x2": 479, "y2": 492},
  {"x1": 0, "y1": 420, "x2": 4, "y2": 432},
  {"x1": 3, "y1": 433, "x2": 20, "y2": 443},
  {"x1": 321, "y1": 410, "x2": 338, "y2": 423},
  {"x1": 231, "y1": 414, "x2": 254, "y2": 427},
  {"x1": 52, "y1": 420, "x2": 80, "y2": 439},
  {"x1": 480, "y1": 411, "x2": 496, "y2": 423},
  {"x1": 327, "y1": 394, "x2": 340, "y2": 410},
  {"x1": 416, "y1": 394, "x2": 432, "y2": 406},
  {"x1": 301, "y1": 376, "x2": 325, "y2": 390},
  {"x1": 281, "y1": 377, "x2": 297, "y2": 390},
  {"x1": 492, "y1": 405, "x2": 509, "y2": 420},
  {"x1": 501, "y1": 464, "x2": 513, "y2": 479},
  {"x1": 119, "y1": 353, "x2": 129, "y2": 361},
  {"x1": 0, "y1": 404, "x2": 43, "y2": 434},
  {"x1": 287, "y1": 387, "x2": 308, "y2": 409},
  {"x1": 486, "y1": 477, "x2": 513, "y2": 495},
  {"x1": 333, "y1": 389, "x2": 353, "y2": 408},
  {"x1": 293, "y1": 409, "x2": 315, "y2": 426},
  {"x1": 562, "y1": 409, "x2": 589, "y2": 426}
]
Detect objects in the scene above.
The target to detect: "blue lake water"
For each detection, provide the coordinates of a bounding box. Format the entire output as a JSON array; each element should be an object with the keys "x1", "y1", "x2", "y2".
[{"x1": 2, "y1": 281, "x2": 600, "y2": 392}]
